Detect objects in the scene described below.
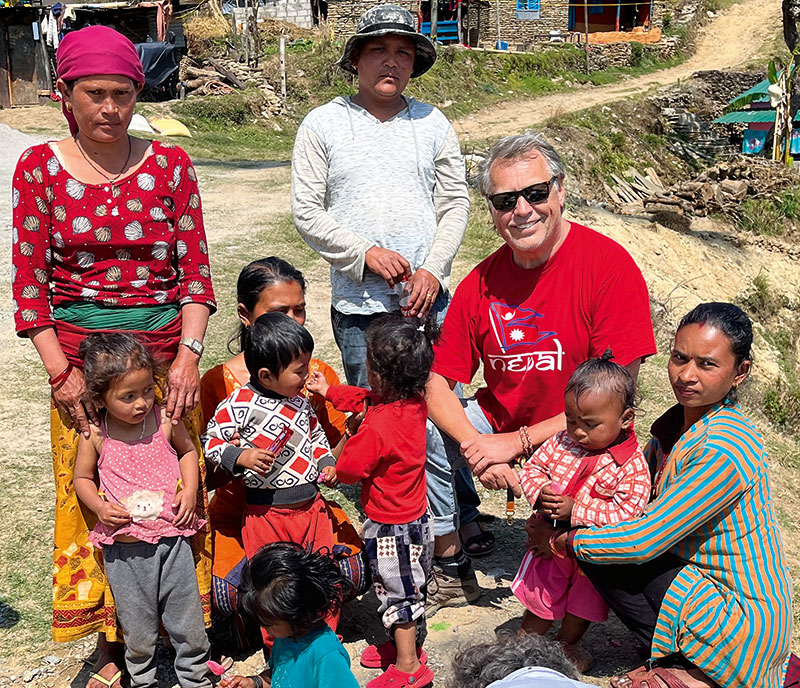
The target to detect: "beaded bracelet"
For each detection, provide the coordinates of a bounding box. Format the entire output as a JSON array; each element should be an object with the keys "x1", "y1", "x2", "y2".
[
  {"x1": 48, "y1": 363, "x2": 73, "y2": 390},
  {"x1": 518, "y1": 425, "x2": 534, "y2": 458},
  {"x1": 549, "y1": 530, "x2": 567, "y2": 559}
]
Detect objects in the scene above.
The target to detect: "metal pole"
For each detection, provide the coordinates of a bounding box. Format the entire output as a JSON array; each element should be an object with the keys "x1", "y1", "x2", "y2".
[
  {"x1": 584, "y1": 0, "x2": 589, "y2": 72},
  {"x1": 431, "y1": 0, "x2": 438, "y2": 41},
  {"x1": 496, "y1": 0, "x2": 501, "y2": 48},
  {"x1": 616, "y1": 0, "x2": 621, "y2": 31},
  {"x1": 457, "y1": 0, "x2": 463, "y2": 44},
  {"x1": 279, "y1": 35, "x2": 287, "y2": 101}
]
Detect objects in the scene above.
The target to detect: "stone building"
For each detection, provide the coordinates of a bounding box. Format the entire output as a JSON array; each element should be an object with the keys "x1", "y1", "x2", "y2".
[{"x1": 327, "y1": 0, "x2": 665, "y2": 48}]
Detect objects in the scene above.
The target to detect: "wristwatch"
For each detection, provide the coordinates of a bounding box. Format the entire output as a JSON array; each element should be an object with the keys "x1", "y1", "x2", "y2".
[{"x1": 179, "y1": 336, "x2": 205, "y2": 358}]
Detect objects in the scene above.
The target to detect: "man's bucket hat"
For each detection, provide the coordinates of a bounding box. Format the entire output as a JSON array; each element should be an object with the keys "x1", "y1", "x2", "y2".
[{"x1": 338, "y1": 4, "x2": 437, "y2": 78}]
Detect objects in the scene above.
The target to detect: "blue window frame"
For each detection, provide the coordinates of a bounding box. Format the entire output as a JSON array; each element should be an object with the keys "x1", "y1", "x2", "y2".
[
  {"x1": 588, "y1": 0, "x2": 604, "y2": 14},
  {"x1": 516, "y1": 0, "x2": 540, "y2": 19}
]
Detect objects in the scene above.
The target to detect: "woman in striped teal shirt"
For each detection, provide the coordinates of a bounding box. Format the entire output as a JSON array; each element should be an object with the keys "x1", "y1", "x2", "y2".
[{"x1": 531, "y1": 303, "x2": 793, "y2": 688}]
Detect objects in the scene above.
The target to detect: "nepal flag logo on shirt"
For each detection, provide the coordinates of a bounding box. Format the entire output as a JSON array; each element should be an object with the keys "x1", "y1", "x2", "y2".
[{"x1": 489, "y1": 302, "x2": 555, "y2": 352}]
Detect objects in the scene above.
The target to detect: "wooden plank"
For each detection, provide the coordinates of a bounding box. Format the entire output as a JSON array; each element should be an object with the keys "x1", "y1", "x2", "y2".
[
  {"x1": 603, "y1": 182, "x2": 622, "y2": 205},
  {"x1": 8, "y1": 22, "x2": 38, "y2": 106},
  {"x1": 0, "y1": 21, "x2": 11, "y2": 109},
  {"x1": 207, "y1": 57, "x2": 245, "y2": 89},
  {"x1": 644, "y1": 166, "x2": 664, "y2": 189}
]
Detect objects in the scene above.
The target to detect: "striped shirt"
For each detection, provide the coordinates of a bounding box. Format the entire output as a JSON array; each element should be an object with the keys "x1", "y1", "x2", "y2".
[{"x1": 572, "y1": 403, "x2": 793, "y2": 688}]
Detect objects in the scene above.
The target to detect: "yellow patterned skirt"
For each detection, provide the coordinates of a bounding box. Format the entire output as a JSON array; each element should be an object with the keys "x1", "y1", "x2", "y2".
[{"x1": 50, "y1": 403, "x2": 212, "y2": 643}]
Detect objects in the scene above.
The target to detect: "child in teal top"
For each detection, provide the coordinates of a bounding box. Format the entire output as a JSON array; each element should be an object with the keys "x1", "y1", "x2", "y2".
[{"x1": 220, "y1": 543, "x2": 359, "y2": 688}]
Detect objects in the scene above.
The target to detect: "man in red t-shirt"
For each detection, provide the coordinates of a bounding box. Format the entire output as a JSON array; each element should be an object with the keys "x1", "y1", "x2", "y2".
[{"x1": 425, "y1": 132, "x2": 656, "y2": 616}]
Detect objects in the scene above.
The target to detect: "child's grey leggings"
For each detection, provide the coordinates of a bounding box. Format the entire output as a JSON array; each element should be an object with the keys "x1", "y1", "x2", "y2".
[{"x1": 104, "y1": 536, "x2": 211, "y2": 688}]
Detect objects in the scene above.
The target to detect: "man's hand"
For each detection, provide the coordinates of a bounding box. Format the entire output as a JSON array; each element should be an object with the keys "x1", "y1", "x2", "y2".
[
  {"x1": 477, "y1": 463, "x2": 522, "y2": 496},
  {"x1": 306, "y1": 370, "x2": 330, "y2": 397},
  {"x1": 236, "y1": 448, "x2": 274, "y2": 475},
  {"x1": 96, "y1": 501, "x2": 131, "y2": 529},
  {"x1": 404, "y1": 268, "x2": 440, "y2": 318},
  {"x1": 461, "y1": 432, "x2": 522, "y2": 475},
  {"x1": 365, "y1": 246, "x2": 411, "y2": 287},
  {"x1": 319, "y1": 465, "x2": 338, "y2": 487}
]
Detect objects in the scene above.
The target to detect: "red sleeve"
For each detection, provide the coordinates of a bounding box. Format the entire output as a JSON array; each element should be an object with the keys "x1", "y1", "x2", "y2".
[
  {"x1": 431, "y1": 267, "x2": 482, "y2": 384},
  {"x1": 326, "y1": 385, "x2": 369, "y2": 414},
  {"x1": 519, "y1": 435, "x2": 558, "y2": 509},
  {"x1": 168, "y1": 146, "x2": 216, "y2": 313},
  {"x1": 12, "y1": 146, "x2": 53, "y2": 334},
  {"x1": 334, "y1": 413, "x2": 383, "y2": 485},
  {"x1": 586, "y1": 242, "x2": 656, "y2": 367}
]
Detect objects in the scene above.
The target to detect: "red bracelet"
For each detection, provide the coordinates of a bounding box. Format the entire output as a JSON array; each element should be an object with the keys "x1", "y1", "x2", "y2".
[{"x1": 48, "y1": 363, "x2": 73, "y2": 389}]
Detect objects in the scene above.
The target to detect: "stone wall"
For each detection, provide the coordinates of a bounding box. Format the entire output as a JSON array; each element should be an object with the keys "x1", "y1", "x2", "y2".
[
  {"x1": 234, "y1": 0, "x2": 314, "y2": 29},
  {"x1": 327, "y1": 0, "x2": 416, "y2": 37}
]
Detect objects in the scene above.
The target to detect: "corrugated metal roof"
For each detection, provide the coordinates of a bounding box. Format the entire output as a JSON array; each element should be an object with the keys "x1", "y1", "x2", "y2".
[
  {"x1": 727, "y1": 78, "x2": 770, "y2": 105},
  {"x1": 714, "y1": 109, "x2": 800, "y2": 123}
]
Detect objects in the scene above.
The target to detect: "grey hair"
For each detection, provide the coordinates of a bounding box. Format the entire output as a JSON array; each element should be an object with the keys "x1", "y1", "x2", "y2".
[
  {"x1": 448, "y1": 632, "x2": 580, "y2": 688},
  {"x1": 476, "y1": 131, "x2": 566, "y2": 197}
]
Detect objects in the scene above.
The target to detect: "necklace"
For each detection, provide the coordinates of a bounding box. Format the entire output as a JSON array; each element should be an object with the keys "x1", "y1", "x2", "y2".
[
  {"x1": 74, "y1": 134, "x2": 133, "y2": 185},
  {"x1": 139, "y1": 416, "x2": 147, "y2": 441}
]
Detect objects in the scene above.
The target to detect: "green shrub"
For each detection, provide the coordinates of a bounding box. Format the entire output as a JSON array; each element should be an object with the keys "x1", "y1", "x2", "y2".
[
  {"x1": 175, "y1": 92, "x2": 255, "y2": 125},
  {"x1": 631, "y1": 42, "x2": 644, "y2": 68},
  {"x1": 738, "y1": 198, "x2": 785, "y2": 236},
  {"x1": 737, "y1": 273, "x2": 788, "y2": 320},
  {"x1": 763, "y1": 382, "x2": 800, "y2": 430}
]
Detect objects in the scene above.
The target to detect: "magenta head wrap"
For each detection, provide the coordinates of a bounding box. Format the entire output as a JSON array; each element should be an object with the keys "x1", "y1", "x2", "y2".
[{"x1": 56, "y1": 25, "x2": 145, "y2": 135}]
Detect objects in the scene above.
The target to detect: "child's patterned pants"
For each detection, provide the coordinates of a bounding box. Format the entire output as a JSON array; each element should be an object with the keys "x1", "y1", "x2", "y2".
[{"x1": 363, "y1": 512, "x2": 434, "y2": 642}]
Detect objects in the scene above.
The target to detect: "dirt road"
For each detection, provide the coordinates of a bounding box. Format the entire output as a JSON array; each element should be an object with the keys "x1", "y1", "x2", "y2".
[{"x1": 452, "y1": 0, "x2": 780, "y2": 141}]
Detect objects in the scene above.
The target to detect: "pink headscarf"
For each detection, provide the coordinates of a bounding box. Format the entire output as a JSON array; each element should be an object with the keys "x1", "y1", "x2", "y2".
[{"x1": 56, "y1": 25, "x2": 145, "y2": 136}]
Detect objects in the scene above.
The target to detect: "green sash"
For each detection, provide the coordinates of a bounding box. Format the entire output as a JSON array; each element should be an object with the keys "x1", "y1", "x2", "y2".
[{"x1": 53, "y1": 301, "x2": 179, "y2": 331}]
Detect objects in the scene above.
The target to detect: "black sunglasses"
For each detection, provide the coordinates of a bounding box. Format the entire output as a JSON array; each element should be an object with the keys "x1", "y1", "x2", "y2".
[{"x1": 488, "y1": 176, "x2": 559, "y2": 212}]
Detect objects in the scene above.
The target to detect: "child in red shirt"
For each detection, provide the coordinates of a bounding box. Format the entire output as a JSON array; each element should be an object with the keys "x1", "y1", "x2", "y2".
[{"x1": 307, "y1": 314, "x2": 436, "y2": 688}]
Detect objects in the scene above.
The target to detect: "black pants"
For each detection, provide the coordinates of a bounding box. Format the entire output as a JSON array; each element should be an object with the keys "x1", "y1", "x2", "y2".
[{"x1": 578, "y1": 553, "x2": 684, "y2": 647}]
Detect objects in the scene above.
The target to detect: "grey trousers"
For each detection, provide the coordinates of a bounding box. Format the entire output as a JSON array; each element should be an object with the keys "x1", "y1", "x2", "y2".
[{"x1": 104, "y1": 536, "x2": 211, "y2": 688}]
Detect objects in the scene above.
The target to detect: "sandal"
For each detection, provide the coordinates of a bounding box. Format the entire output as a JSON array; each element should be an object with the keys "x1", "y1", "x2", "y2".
[
  {"x1": 88, "y1": 670, "x2": 123, "y2": 688},
  {"x1": 610, "y1": 663, "x2": 693, "y2": 688},
  {"x1": 366, "y1": 663, "x2": 434, "y2": 688},
  {"x1": 458, "y1": 522, "x2": 495, "y2": 558}
]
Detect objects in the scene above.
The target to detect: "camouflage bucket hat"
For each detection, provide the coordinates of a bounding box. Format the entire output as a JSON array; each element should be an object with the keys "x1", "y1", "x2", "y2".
[{"x1": 338, "y1": 4, "x2": 437, "y2": 78}]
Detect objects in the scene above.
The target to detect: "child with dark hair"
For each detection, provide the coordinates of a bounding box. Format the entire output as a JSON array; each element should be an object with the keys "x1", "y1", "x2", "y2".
[
  {"x1": 73, "y1": 333, "x2": 211, "y2": 688},
  {"x1": 220, "y1": 543, "x2": 358, "y2": 688},
  {"x1": 307, "y1": 314, "x2": 437, "y2": 688},
  {"x1": 511, "y1": 351, "x2": 651, "y2": 672},
  {"x1": 203, "y1": 312, "x2": 339, "y2": 650}
]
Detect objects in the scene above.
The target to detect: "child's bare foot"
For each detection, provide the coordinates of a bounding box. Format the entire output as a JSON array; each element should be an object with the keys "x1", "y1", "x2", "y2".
[{"x1": 562, "y1": 642, "x2": 592, "y2": 673}]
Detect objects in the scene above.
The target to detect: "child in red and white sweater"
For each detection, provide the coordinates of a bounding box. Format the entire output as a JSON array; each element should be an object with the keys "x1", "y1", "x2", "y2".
[{"x1": 307, "y1": 314, "x2": 436, "y2": 688}]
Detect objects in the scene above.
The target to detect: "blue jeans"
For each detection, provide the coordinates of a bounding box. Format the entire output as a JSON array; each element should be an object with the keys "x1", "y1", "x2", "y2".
[{"x1": 425, "y1": 397, "x2": 494, "y2": 537}]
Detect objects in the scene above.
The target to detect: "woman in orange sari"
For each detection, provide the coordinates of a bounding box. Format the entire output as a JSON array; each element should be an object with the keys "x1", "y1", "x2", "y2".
[{"x1": 200, "y1": 257, "x2": 347, "y2": 650}]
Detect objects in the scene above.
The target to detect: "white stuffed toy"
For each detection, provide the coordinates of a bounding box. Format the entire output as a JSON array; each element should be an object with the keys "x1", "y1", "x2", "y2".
[{"x1": 125, "y1": 489, "x2": 164, "y2": 522}]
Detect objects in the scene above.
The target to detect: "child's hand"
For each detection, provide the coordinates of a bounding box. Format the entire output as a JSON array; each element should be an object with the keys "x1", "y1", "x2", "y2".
[
  {"x1": 305, "y1": 371, "x2": 330, "y2": 397},
  {"x1": 320, "y1": 465, "x2": 338, "y2": 487},
  {"x1": 539, "y1": 491, "x2": 574, "y2": 521},
  {"x1": 219, "y1": 675, "x2": 256, "y2": 688},
  {"x1": 96, "y1": 501, "x2": 131, "y2": 528},
  {"x1": 236, "y1": 448, "x2": 275, "y2": 475},
  {"x1": 172, "y1": 487, "x2": 197, "y2": 528}
]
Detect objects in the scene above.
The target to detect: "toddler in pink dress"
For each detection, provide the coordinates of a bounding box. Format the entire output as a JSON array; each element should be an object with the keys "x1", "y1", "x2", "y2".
[
  {"x1": 73, "y1": 333, "x2": 211, "y2": 688},
  {"x1": 512, "y1": 351, "x2": 651, "y2": 672}
]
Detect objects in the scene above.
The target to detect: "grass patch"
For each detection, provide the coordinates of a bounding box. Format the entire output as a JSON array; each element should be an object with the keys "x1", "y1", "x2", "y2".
[
  {"x1": 737, "y1": 186, "x2": 800, "y2": 236},
  {"x1": 737, "y1": 272, "x2": 789, "y2": 321}
]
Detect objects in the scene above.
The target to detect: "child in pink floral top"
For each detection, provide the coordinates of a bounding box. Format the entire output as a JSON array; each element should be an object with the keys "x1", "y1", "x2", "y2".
[
  {"x1": 74, "y1": 333, "x2": 211, "y2": 688},
  {"x1": 512, "y1": 351, "x2": 651, "y2": 673}
]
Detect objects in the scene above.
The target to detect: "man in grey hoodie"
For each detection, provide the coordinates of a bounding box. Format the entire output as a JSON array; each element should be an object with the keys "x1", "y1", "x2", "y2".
[{"x1": 291, "y1": 4, "x2": 470, "y2": 392}]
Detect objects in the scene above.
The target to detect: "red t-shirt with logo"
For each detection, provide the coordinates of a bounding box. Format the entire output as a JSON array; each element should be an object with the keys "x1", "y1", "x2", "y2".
[{"x1": 433, "y1": 222, "x2": 656, "y2": 433}]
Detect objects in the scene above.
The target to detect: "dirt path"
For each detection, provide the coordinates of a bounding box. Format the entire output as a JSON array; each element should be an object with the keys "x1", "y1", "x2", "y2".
[{"x1": 452, "y1": 0, "x2": 780, "y2": 141}]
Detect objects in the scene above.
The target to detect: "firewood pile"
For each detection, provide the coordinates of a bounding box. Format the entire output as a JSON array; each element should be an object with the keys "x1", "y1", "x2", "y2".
[
  {"x1": 179, "y1": 56, "x2": 284, "y2": 116},
  {"x1": 606, "y1": 158, "x2": 800, "y2": 218}
]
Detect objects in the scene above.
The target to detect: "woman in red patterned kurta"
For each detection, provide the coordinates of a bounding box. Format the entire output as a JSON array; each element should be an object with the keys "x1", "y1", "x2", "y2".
[{"x1": 11, "y1": 26, "x2": 216, "y2": 688}]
